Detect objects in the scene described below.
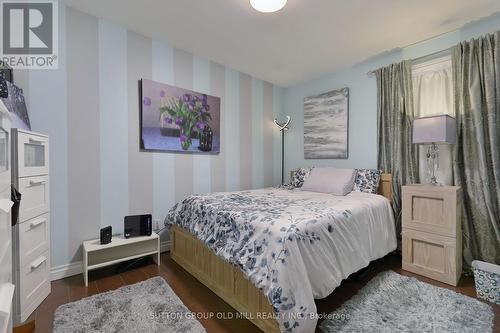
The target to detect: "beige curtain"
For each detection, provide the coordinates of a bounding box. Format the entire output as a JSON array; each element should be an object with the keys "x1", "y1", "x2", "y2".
[
  {"x1": 452, "y1": 31, "x2": 500, "y2": 266},
  {"x1": 376, "y1": 60, "x2": 419, "y2": 245}
]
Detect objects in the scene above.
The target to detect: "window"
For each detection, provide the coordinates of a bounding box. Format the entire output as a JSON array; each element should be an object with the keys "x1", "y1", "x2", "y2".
[{"x1": 412, "y1": 54, "x2": 454, "y2": 185}]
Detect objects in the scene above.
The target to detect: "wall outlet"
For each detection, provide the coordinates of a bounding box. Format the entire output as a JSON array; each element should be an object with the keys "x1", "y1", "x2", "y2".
[{"x1": 153, "y1": 219, "x2": 161, "y2": 231}]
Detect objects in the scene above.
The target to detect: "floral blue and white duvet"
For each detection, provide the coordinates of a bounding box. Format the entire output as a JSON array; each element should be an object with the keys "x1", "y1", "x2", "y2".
[{"x1": 166, "y1": 187, "x2": 396, "y2": 333}]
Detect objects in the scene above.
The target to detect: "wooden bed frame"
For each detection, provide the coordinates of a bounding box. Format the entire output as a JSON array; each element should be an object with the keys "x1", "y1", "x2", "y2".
[{"x1": 170, "y1": 173, "x2": 392, "y2": 333}]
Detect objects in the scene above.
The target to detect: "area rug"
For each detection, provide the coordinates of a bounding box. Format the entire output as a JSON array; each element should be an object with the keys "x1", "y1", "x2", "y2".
[
  {"x1": 320, "y1": 271, "x2": 494, "y2": 333},
  {"x1": 53, "y1": 276, "x2": 206, "y2": 333}
]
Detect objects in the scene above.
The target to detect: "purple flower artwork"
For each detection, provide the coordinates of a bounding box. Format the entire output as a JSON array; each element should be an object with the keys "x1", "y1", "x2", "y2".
[{"x1": 140, "y1": 79, "x2": 221, "y2": 153}]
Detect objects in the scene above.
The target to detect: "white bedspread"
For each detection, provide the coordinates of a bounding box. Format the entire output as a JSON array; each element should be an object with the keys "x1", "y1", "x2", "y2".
[{"x1": 166, "y1": 188, "x2": 396, "y2": 333}]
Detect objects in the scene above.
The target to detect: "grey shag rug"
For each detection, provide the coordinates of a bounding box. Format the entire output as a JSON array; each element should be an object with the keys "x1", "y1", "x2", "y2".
[
  {"x1": 53, "y1": 276, "x2": 206, "y2": 333},
  {"x1": 320, "y1": 271, "x2": 494, "y2": 333}
]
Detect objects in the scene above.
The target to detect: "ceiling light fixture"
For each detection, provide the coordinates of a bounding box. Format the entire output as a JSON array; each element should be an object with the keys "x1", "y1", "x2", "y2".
[{"x1": 250, "y1": 0, "x2": 287, "y2": 13}]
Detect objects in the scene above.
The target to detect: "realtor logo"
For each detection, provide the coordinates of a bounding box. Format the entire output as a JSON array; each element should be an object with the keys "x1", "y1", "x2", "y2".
[{"x1": 1, "y1": 0, "x2": 58, "y2": 69}]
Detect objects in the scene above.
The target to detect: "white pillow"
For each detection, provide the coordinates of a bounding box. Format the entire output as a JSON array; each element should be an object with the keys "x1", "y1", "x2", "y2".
[{"x1": 301, "y1": 167, "x2": 356, "y2": 195}]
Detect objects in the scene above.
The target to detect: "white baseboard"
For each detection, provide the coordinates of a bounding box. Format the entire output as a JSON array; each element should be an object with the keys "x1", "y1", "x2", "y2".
[
  {"x1": 50, "y1": 241, "x2": 171, "y2": 281},
  {"x1": 51, "y1": 261, "x2": 83, "y2": 281}
]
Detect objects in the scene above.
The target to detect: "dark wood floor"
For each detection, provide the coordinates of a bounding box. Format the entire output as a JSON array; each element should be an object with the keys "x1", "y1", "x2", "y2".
[{"x1": 23, "y1": 252, "x2": 499, "y2": 333}]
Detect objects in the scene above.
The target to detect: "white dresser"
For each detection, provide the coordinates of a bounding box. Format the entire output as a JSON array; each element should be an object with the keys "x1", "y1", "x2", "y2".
[
  {"x1": 11, "y1": 129, "x2": 50, "y2": 324},
  {"x1": 0, "y1": 102, "x2": 14, "y2": 333}
]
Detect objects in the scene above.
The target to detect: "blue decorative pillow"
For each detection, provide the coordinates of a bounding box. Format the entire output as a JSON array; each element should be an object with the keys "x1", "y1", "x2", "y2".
[
  {"x1": 353, "y1": 169, "x2": 381, "y2": 194},
  {"x1": 290, "y1": 167, "x2": 312, "y2": 188}
]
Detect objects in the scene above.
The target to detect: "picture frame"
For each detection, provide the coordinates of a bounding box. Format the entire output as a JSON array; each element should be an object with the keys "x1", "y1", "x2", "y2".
[
  {"x1": 140, "y1": 79, "x2": 221, "y2": 154},
  {"x1": 304, "y1": 87, "x2": 349, "y2": 159}
]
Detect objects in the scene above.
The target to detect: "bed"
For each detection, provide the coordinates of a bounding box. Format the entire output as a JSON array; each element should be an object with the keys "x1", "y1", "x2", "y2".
[{"x1": 167, "y1": 173, "x2": 395, "y2": 333}]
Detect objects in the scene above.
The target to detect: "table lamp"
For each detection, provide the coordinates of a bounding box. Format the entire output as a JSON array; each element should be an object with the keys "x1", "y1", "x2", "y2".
[{"x1": 412, "y1": 115, "x2": 456, "y2": 186}]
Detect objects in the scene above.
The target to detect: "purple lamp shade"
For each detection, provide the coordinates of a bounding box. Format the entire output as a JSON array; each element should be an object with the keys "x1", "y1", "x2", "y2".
[{"x1": 412, "y1": 115, "x2": 456, "y2": 144}]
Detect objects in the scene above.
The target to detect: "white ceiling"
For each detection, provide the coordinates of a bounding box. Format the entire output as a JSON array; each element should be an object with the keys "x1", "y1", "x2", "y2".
[{"x1": 59, "y1": 0, "x2": 500, "y2": 87}]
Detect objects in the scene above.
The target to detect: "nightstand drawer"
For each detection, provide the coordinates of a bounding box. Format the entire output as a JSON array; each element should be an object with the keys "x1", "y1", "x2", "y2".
[
  {"x1": 402, "y1": 228, "x2": 461, "y2": 286},
  {"x1": 402, "y1": 185, "x2": 461, "y2": 238}
]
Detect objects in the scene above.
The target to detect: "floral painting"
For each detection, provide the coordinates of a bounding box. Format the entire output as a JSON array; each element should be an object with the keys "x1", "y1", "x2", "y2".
[{"x1": 140, "y1": 79, "x2": 221, "y2": 153}]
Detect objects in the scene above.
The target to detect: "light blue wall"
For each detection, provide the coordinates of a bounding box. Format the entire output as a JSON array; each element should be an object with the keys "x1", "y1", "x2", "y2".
[
  {"x1": 282, "y1": 13, "x2": 500, "y2": 179},
  {"x1": 98, "y1": 19, "x2": 128, "y2": 235}
]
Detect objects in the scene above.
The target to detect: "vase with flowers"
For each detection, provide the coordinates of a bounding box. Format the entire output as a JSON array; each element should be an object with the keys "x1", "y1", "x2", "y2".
[{"x1": 158, "y1": 92, "x2": 212, "y2": 150}]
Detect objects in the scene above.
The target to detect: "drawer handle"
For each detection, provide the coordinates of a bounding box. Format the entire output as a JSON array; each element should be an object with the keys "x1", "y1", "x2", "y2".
[
  {"x1": 28, "y1": 138, "x2": 45, "y2": 146},
  {"x1": 30, "y1": 256, "x2": 47, "y2": 270},
  {"x1": 29, "y1": 179, "x2": 46, "y2": 186},
  {"x1": 30, "y1": 218, "x2": 46, "y2": 228}
]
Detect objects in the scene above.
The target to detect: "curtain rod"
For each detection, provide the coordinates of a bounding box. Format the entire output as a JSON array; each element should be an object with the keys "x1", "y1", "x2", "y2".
[{"x1": 366, "y1": 47, "x2": 451, "y2": 77}]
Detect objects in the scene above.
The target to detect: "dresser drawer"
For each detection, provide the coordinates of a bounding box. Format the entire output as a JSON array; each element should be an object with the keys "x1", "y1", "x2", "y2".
[
  {"x1": 402, "y1": 185, "x2": 461, "y2": 238},
  {"x1": 18, "y1": 176, "x2": 49, "y2": 222},
  {"x1": 16, "y1": 131, "x2": 49, "y2": 178},
  {"x1": 19, "y1": 251, "x2": 50, "y2": 319},
  {"x1": 18, "y1": 213, "x2": 49, "y2": 268},
  {"x1": 402, "y1": 228, "x2": 461, "y2": 286}
]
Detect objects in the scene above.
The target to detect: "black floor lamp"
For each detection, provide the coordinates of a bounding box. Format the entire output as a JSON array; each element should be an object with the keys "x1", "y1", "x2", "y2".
[{"x1": 274, "y1": 116, "x2": 291, "y2": 185}]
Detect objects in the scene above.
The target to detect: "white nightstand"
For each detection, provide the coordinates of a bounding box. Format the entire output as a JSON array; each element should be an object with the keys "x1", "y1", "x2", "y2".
[
  {"x1": 82, "y1": 233, "x2": 160, "y2": 286},
  {"x1": 402, "y1": 185, "x2": 462, "y2": 286}
]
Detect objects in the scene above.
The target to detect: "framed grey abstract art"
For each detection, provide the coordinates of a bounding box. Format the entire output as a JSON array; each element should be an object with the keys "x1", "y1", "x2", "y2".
[{"x1": 304, "y1": 87, "x2": 349, "y2": 159}]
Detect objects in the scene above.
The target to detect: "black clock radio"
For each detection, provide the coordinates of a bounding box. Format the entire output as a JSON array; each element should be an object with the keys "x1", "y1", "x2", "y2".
[{"x1": 124, "y1": 214, "x2": 152, "y2": 238}]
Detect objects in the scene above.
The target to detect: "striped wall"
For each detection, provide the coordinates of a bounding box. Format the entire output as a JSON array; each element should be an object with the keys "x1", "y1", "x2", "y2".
[{"x1": 22, "y1": 5, "x2": 282, "y2": 268}]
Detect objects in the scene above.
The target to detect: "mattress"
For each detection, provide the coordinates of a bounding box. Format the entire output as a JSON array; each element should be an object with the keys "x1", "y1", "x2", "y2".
[{"x1": 166, "y1": 187, "x2": 396, "y2": 333}]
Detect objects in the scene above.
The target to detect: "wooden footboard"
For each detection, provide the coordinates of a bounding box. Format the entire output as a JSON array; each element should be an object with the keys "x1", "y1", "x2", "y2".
[
  {"x1": 170, "y1": 225, "x2": 280, "y2": 333},
  {"x1": 378, "y1": 173, "x2": 392, "y2": 202}
]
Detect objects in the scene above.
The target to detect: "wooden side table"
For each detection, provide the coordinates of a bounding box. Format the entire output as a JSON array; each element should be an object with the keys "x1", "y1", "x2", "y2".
[{"x1": 402, "y1": 185, "x2": 462, "y2": 286}]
